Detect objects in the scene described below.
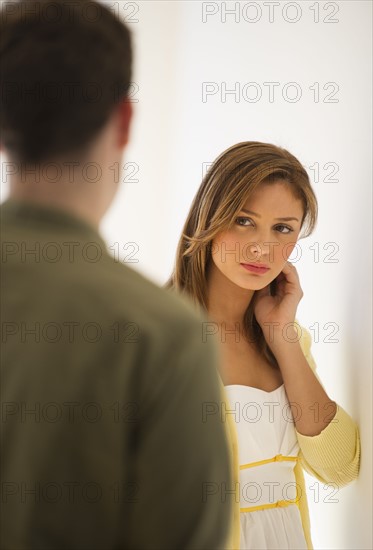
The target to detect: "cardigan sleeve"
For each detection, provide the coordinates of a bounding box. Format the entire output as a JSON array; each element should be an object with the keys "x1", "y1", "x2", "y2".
[{"x1": 292, "y1": 320, "x2": 361, "y2": 488}]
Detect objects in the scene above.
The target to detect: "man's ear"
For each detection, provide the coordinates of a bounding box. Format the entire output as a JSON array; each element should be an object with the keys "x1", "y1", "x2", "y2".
[{"x1": 117, "y1": 97, "x2": 133, "y2": 148}]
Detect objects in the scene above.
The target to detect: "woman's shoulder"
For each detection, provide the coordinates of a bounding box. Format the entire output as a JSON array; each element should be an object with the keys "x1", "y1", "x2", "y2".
[{"x1": 293, "y1": 318, "x2": 317, "y2": 374}]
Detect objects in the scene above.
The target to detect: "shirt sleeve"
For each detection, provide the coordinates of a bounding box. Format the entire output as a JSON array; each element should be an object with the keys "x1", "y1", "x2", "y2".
[
  {"x1": 292, "y1": 319, "x2": 361, "y2": 488},
  {"x1": 127, "y1": 316, "x2": 233, "y2": 550}
]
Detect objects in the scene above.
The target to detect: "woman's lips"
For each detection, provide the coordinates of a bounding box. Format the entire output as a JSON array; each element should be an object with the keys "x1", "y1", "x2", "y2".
[{"x1": 240, "y1": 263, "x2": 270, "y2": 274}]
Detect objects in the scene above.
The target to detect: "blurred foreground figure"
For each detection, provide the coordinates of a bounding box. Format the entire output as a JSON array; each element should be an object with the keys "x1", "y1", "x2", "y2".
[{"x1": 0, "y1": 1, "x2": 235, "y2": 548}]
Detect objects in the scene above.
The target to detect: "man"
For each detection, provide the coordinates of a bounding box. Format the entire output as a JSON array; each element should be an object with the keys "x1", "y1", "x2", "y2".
[{"x1": 0, "y1": 1, "x2": 234, "y2": 548}]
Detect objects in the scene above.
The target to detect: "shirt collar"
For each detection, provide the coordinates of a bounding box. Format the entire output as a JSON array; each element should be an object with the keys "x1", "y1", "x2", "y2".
[{"x1": 1, "y1": 197, "x2": 108, "y2": 250}]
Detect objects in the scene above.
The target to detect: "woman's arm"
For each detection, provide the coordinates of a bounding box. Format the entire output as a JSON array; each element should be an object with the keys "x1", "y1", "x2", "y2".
[{"x1": 277, "y1": 320, "x2": 361, "y2": 487}]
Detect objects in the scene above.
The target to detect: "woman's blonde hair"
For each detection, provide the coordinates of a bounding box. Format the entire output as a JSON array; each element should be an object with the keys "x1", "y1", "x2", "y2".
[{"x1": 164, "y1": 141, "x2": 318, "y2": 369}]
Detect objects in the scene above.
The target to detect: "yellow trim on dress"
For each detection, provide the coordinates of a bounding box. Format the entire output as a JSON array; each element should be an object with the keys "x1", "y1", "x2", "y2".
[{"x1": 239, "y1": 454, "x2": 301, "y2": 513}]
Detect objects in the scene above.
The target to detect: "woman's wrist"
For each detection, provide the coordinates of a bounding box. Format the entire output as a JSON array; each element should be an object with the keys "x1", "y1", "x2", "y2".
[{"x1": 263, "y1": 323, "x2": 300, "y2": 357}]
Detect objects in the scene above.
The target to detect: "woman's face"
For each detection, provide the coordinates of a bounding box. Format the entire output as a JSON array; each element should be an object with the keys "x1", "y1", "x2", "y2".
[{"x1": 210, "y1": 180, "x2": 304, "y2": 290}]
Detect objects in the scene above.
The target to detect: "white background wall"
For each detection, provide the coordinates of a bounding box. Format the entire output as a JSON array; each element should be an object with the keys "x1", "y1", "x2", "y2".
[{"x1": 1, "y1": 1, "x2": 371, "y2": 548}]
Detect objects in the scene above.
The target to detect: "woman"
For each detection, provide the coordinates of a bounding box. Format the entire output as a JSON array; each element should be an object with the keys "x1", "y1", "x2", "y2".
[{"x1": 165, "y1": 142, "x2": 361, "y2": 550}]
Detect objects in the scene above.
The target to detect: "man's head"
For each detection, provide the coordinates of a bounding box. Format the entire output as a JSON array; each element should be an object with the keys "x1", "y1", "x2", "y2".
[{"x1": 0, "y1": 0, "x2": 133, "y2": 226}]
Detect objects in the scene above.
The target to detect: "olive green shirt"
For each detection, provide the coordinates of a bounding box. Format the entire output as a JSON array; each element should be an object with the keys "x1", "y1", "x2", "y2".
[{"x1": 0, "y1": 198, "x2": 233, "y2": 550}]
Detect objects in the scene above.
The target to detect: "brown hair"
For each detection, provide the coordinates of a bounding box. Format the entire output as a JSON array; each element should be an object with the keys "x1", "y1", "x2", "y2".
[
  {"x1": 0, "y1": 0, "x2": 132, "y2": 164},
  {"x1": 165, "y1": 141, "x2": 318, "y2": 369}
]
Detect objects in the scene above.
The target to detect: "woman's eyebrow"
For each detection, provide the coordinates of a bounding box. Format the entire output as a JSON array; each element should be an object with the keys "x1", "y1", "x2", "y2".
[{"x1": 241, "y1": 208, "x2": 299, "y2": 222}]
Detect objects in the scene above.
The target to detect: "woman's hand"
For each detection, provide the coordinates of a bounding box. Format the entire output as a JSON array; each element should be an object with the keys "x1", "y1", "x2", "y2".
[{"x1": 252, "y1": 261, "x2": 303, "y2": 344}]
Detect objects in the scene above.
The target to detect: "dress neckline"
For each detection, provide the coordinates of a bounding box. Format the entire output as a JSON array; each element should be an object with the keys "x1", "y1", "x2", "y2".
[{"x1": 224, "y1": 383, "x2": 284, "y2": 395}]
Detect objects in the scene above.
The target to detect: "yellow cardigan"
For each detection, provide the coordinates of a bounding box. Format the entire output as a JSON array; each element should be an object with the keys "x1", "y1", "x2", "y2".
[{"x1": 220, "y1": 319, "x2": 361, "y2": 550}]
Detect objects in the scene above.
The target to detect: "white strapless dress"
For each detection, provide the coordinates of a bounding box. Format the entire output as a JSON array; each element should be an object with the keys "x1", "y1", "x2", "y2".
[{"x1": 224, "y1": 383, "x2": 308, "y2": 550}]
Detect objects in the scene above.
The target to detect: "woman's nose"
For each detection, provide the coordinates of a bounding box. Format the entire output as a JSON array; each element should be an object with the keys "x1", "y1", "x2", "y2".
[{"x1": 245, "y1": 235, "x2": 280, "y2": 262}]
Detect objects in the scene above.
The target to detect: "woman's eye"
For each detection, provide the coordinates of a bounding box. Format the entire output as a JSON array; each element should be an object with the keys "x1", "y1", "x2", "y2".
[
  {"x1": 276, "y1": 224, "x2": 293, "y2": 234},
  {"x1": 236, "y1": 217, "x2": 252, "y2": 227},
  {"x1": 235, "y1": 217, "x2": 293, "y2": 234}
]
